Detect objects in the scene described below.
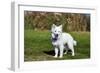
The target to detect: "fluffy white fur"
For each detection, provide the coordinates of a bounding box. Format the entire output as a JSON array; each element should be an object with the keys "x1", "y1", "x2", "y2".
[{"x1": 51, "y1": 24, "x2": 77, "y2": 58}]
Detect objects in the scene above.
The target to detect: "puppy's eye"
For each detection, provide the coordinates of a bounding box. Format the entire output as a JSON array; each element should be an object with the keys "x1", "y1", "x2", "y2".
[{"x1": 55, "y1": 30, "x2": 56, "y2": 32}]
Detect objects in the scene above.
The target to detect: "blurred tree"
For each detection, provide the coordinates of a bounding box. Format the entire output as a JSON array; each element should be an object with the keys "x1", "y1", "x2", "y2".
[{"x1": 24, "y1": 11, "x2": 90, "y2": 32}]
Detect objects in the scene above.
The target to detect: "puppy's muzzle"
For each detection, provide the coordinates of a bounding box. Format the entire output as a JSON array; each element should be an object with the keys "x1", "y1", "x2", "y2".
[{"x1": 52, "y1": 34, "x2": 58, "y2": 42}]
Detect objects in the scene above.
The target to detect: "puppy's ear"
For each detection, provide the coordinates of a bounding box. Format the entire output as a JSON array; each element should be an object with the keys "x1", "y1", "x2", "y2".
[
  {"x1": 51, "y1": 24, "x2": 56, "y2": 32},
  {"x1": 52, "y1": 24, "x2": 56, "y2": 28},
  {"x1": 59, "y1": 25, "x2": 62, "y2": 29}
]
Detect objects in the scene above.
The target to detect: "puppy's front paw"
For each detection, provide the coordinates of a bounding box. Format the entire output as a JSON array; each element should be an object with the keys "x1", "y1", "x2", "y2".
[
  {"x1": 59, "y1": 56, "x2": 63, "y2": 58},
  {"x1": 54, "y1": 55, "x2": 57, "y2": 58},
  {"x1": 72, "y1": 53, "x2": 75, "y2": 56}
]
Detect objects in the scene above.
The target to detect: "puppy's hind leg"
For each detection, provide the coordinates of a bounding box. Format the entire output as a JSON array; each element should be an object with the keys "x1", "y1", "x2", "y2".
[
  {"x1": 68, "y1": 42, "x2": 75, "y2": 56},
  {"x1": 71, "y1": 47, "x2": 75, "y2": 56}
]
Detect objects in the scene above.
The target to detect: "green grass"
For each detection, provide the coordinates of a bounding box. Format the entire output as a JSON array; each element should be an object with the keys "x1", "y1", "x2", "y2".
[{"x1": 24, "y1": 30, "x2": 90, "y2": 61}]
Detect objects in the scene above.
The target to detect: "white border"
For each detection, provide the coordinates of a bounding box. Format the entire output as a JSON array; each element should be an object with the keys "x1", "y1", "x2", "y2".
[{"x1": 11, "y1": 1, "x2": 97, "y2": 71}]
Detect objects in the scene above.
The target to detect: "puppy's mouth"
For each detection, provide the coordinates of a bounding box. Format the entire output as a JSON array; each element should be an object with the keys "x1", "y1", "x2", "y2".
[{"x1": 52, "y1": 34, "x2": 58, "y2": 42}]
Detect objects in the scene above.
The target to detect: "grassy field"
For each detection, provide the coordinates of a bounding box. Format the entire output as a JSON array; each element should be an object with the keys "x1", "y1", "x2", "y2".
[{"x1": 24, "y1": 30, "x2": 90, "y2": 61}]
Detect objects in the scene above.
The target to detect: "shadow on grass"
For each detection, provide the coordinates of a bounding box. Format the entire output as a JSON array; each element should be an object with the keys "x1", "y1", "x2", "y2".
[
  {"x1": 43, "y1": 49, "x2": 72, "y2": 56},
  {"x1": 43, "y1": 50, "x2": 55, "y2": 56}
]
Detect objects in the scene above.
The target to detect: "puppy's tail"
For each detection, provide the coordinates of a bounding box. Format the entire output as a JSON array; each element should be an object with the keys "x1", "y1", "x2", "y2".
[{"x1": 73, "y1": 40, "x2": 77, "y2": 46}]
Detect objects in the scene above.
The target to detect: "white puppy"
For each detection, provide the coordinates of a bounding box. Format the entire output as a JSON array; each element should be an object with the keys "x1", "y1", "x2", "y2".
[{"x1": 51, "y1": 24, "x2": 77, "y2": 58}]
